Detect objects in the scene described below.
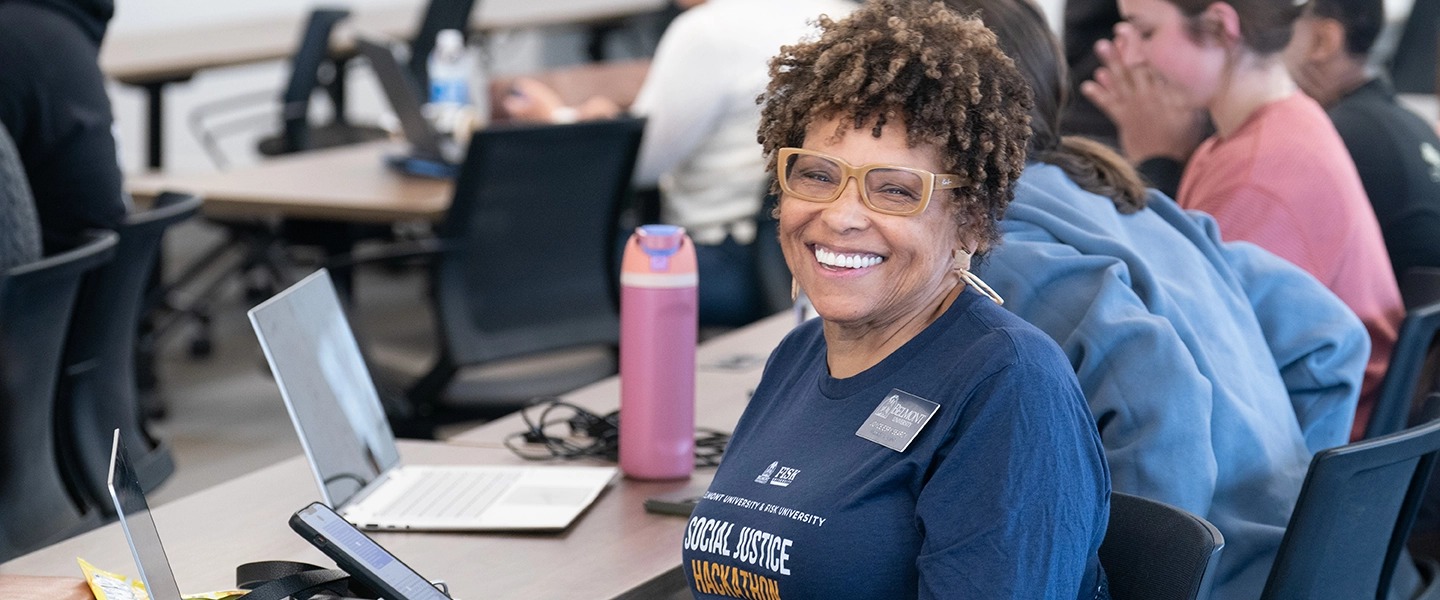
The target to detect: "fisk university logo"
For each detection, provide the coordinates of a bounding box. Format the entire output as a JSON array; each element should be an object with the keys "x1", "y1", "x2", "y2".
[{"x1": 755, "y1": 461, "x2": 800, "y2": 487}]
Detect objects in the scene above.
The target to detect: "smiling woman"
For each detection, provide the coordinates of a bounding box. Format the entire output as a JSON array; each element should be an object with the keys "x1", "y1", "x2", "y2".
[{"x1": 678, "y1": 2, "x2": 1112, "y2": 599}]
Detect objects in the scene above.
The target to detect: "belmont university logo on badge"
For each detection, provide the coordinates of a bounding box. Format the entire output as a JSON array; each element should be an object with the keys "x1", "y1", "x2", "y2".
[
  {"x1": 754, "y1": 461, "x2": 800, "y2": 487},
  {"x1": 857, "y1": 388, "x2": 940, "y2": 452}
]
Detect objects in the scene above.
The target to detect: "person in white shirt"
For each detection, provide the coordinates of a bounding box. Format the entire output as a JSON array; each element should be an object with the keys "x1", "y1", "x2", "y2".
[{"x1": 504, "y1": 0, "x2": 857, "y2": 326}]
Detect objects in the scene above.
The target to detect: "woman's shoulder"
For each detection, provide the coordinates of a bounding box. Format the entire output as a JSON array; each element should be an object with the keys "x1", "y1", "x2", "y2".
[{"x1": 946, "y1": 293, "x2": 1077, "y2": 382}]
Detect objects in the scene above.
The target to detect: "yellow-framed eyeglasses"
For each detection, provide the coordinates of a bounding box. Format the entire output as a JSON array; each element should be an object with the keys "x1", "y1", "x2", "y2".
[{"x1": 777, "y1": 147, "x2": 963, "y2": 216}]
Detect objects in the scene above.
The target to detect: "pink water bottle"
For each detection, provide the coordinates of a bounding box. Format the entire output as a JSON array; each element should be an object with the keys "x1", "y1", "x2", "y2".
[{"x1": 619, "y1": 225, "x2": 698, "y2": 480}]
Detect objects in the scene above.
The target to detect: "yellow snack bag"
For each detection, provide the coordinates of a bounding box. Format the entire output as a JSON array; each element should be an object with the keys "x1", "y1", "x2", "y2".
[
  {"x1": 79, "y1": 558, "x2": 147, "y2": 600},
  {"x1": 78, "y1": 558, "x2": 247, "y2": 600}
]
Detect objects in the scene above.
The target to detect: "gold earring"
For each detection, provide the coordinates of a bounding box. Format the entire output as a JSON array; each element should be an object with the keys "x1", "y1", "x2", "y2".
[
  {"x1": 791, "y1": 277, "x2": 800, "y2": 302},
  {"x1": 951, "y1": 248, "x2": 1002, "y2": 305},
  {"x1": 959, "y1": 269, "x2": 1004, "y2": 306},
  {"x1": 952, "y1": 248, "x2": 968, "y2": 269}
]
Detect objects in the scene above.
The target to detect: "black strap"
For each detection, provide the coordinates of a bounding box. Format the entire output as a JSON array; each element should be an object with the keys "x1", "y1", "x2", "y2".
[{"x1": 237, "y1": 561, "x2": 355, "y2": 600}]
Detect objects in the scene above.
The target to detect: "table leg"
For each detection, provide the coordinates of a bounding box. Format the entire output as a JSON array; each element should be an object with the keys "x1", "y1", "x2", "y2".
[
  {"x1": 327, "y1": 56, "x2": 350, "y2": 125},
  {"x1": 143, "y1": 81, "x2": 167, "y2": 170}
]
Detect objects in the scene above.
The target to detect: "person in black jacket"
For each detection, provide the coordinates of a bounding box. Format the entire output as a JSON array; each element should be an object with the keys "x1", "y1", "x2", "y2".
[
  {"x1": 0, "y1": 0, "x2": 128, "y2": 253},
  {"x1": 1283, "y1": 0, "x2": 1440, "y2": 282}
]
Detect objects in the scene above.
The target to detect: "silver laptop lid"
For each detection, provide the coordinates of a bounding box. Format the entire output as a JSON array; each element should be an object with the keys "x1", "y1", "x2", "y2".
[
  {"x1": 107, "y1": 429, "x2": 183, "y2": 600},
  {"x1": 248, "y1": 269, "x2": 401, "y2": 508}
]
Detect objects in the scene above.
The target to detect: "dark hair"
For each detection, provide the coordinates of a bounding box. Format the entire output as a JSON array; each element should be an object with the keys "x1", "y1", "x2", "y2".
[
  {"x1": 757, "y1": 0, "x2": 1034, "y2": 254},
  {"x1": 1309, "y1": 0, "x2": 1384, "y2": 56},
  {"x1": 1168, "y1": 0, "x2": 1304, "y2": 55},
  {"x1": 945, "y1": 0, "x2": 1147, "y2": 213}
]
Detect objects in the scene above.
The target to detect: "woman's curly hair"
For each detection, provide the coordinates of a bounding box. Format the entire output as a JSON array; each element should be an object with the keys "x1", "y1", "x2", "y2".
[{"x1": 758, "y1": 0, "x2": 1034, "y2": 254}]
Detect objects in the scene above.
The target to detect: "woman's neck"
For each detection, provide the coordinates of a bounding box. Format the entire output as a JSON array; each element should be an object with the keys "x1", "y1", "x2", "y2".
[
  {"x1": 822, "y1": 283, "x2": 962, "y2": 379},
  {"x1": 1208, "y1": 53, "x2": 1297, "y2": 138}
]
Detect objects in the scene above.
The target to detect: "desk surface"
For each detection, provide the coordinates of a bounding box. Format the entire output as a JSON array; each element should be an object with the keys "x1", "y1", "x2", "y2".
[
  {"x1": 102, "y1": 0, "x2": 671, "y2": 85},
  {"x1": 127, "y1": 142, "x2": 453, "y2": 223},
  {"x1": 0, "y1": 313, "x2": 794, "y2": 600}
]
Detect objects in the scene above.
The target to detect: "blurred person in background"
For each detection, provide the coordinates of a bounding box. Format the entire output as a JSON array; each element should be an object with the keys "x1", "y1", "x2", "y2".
[
  {"x1": 1284, "y1": 0, "x2": 1440, "y2": 283},
  {"x1": 503, "y1": 0, "x2": 857, "y2": 327},
  {"x1": 949, "y1": 0, "x2": 1371, "y2": 597},
  {"x1": 0, "y1": 0, "x2": 128, "y2": 254},
  {"x1": 1062, "y1": 0, "x2": 1124, "y2": 145},
  {"x1": 1082, "y1": 0, "x2": 1403, "y2": 440}
]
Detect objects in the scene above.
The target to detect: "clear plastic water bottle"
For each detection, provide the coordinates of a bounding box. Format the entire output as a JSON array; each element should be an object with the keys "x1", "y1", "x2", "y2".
[
  {"x1": 619, "y1": 225, "x2": 698, "y2": 480},
  {"x1": 426, "y1": 29, "x2": 471, "y2": 133}
]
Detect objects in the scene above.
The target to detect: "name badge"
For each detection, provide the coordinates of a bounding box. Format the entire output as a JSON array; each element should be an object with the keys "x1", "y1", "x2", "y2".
[{"x1": 856, "y1": 389, "x2": 940, "y2": 452}]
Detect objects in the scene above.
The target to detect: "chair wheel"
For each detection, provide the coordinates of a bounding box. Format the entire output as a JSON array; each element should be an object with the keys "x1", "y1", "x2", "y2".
[{"x1": 189, "y1": 336, "x2": 213, "y2": 358}]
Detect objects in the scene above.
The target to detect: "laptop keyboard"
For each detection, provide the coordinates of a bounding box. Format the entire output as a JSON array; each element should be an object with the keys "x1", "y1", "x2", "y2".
[{"x1": 376, "y1": 469, "x2": 522, "y2": 520}]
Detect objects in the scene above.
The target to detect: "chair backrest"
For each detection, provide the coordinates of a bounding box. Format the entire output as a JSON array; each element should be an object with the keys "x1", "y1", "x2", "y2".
[
  {"x1": 407, "y1": 0, "x2": 479, "y2": 90},
  {"x1": 57, "y1": 194, "x2": 200, "y2": 516},
  {"x1": 1390, "y1": 0, "x2": 1439, "y2": 95},
  {"x1": 1099, "y1": 492, "x2": 1225, "y2": 600},
  {"x1": 433, "y1": 118, "x2": 645, "y2": 366},
  {"x1": 280, "y1": 8, "x2": 352, "y2": 152},
  {"x1": 1403, "y1": 267, "x2": 1440, "y2": 311},
  {"x1": 1261, "y1": 415, "x2": 1440, "y2": 600},
  {"x1": 1365, "y1": 301, "x2": 1440, "y2": 439},
  {"x1": 0, "y1": 121, "x2": 40, "y2": 272},
  {"x1": 0, "y1": 231, "x2": 116, "y2": 562},
  {"x1": 753, "y1": 193, "x2": 793, "y2": 316}
]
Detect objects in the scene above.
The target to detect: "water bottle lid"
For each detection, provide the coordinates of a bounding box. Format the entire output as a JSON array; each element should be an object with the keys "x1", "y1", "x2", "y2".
[
  {"x1": 436, "y1": 29, "x2": 464, "y2": 52},
  {"x1": 636, "y1": 225, "x2": 684, "y2": 271},
  {"x1": 621, "y1": 225, "x2": 697, "y2": 281}
]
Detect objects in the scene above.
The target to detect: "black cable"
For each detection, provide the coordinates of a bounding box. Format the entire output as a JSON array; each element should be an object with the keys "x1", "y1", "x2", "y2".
[
  {"x1": 505, "y1": 397, "x2": 730, "y2": 467},
  {"x1": 322, "y1": 472, "x2": 370, "y2": 487}
]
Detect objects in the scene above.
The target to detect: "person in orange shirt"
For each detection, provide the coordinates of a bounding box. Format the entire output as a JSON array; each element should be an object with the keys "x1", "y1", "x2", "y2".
[{"x1": 1082, "y1": 0, "x2": 1403, "y2": 439}]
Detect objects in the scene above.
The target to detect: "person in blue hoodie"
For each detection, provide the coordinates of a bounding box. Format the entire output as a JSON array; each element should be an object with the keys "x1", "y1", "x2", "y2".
[{"x1": 946, "y1": 1, "x2": 1373, "y2": 598}]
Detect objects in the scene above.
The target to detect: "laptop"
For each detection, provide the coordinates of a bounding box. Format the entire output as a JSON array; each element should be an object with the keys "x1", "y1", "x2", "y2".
[
  {"x1": 356, "y1": 37, "x2": 462, "y2": 177},
  {"x1": 248, "y1": 269, "x2": 617, "y2": 531},
  {"x1": 108, "y1": 429, "x2": 184, "y2": 600}
]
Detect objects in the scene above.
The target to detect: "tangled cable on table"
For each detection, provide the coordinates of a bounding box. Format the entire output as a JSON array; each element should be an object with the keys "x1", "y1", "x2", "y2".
[{"x1": 504, "y1": 397, "x2": 729, "y2": 467}]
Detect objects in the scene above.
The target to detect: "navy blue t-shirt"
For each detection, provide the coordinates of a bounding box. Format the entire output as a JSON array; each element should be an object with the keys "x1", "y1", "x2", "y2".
[{"x1": 683, "y1": 289, "x2": 1110, "y2": 600}]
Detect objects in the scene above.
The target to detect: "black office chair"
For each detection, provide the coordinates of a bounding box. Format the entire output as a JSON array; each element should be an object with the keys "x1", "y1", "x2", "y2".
[
  {"x1": 407, "y1": 0, "x2": 479, "y2": 90},
  {"x1": 1261, "y1": 404, "x2": 1440, "y2": 600},
  {"x1": 0, "y1": 231, "x2": 117, "y2": 563},
  {"x1": 55, "y1": 194, "x2": 201, "y2": 517},
  {"x1": 191, "y1": 8, "x2": 387, "y2": 168},
  {"x1": 339, "y1": 118, "x2": 646, "y2": 437},
  {"x1": 1404, "y1": 267, "x2": 1440, "y2": 311},
  {"x1": 1365, "y1": 300, "x2": 1440, "y2": 439},
  {"x1": 1098, "y1": 492, "x2": 1224, "y2": 600},
  {"x1": 753, "y1": 193, "x2": 793, "y2": 316},
  {"x1": 1390, "y1": 0, "x2": 1439, "y2": 95}
]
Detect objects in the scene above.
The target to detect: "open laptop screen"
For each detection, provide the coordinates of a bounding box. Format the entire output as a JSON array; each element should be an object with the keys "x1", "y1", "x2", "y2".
[
  {"x1": 248, "y1": 269, "x2": 401, "y2": 507},
  {"x1": 108, "y1": 430, "x2": 183, "y2": 600}
]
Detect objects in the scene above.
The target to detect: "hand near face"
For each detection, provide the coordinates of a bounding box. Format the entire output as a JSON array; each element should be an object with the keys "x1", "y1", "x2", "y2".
[{"x1": 1080, "y1": 23, "x2": 1209, "y2": 164}]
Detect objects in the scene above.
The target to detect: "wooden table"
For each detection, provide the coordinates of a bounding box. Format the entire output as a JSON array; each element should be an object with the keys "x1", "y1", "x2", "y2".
[
  {"x1": 127, "y1": 142, "x2": 453, "y2": 223},
  {"x1": 0, "y1": 313, "x2": 793, "y2": 600},
  {"x1": 103, "y1": 0, "x2": 671, "y2": 169}
]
